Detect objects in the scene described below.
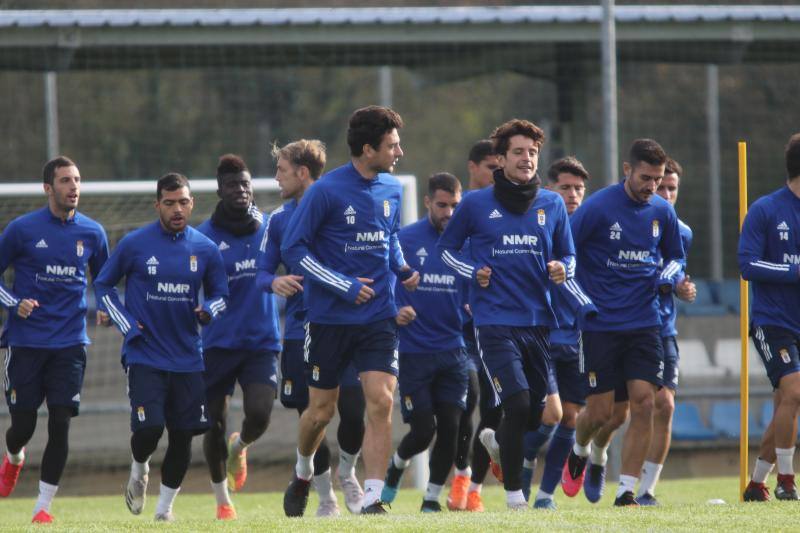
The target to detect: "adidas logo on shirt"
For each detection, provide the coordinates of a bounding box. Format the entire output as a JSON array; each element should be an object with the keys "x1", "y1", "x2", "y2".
[
  {"x1": 344, "y1": 206, "x2": 356, "y2": 216},
  {"x1": 610, "y1": 222, "x2": 622, "y2": 232},
  {"x1": 146, "y1": 256, "x2": 159, "y2": 266},
  {"x1": 489, "y1": 209, "x2": 503, "y2": 219},
  {"x1": 218, "y1": 241, "x2": 230, "y2": 251},
  {"x1": 778, "y1": 221, "x2": 790, "y2": 231},
  {"x1": 35, "y1": 239, "x2": 48, "y2": 248},
  {"x1": 416, "y1": 247, "x2": 428, "y2": 265}
]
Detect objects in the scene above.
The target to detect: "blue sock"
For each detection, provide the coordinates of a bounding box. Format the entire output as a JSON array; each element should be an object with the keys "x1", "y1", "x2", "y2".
[
  {"x1": 523, "y1": 423, "x2": 556, "y2": 461},
  {"x1": 540, "y1": 424, "x2": 576, "y2": 495}
]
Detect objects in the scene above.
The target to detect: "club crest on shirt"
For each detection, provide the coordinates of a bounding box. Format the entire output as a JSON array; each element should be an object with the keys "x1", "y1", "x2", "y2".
[
  {"x1": 137, "y1": 406, "x2": 146, "y2": 422},
  {"x1": 189, "y1": 255, "x2": 198, "y2": 272},
  {"x1": 404, "y1": 395, "x2": 413, "y2": 411},
  {"x1": 76, "y1": 240, "x2": 84, "y2": 257},
  {"x1": 780, "y1": 348, "x2": 791, "y2": 364},
  {"x1": 588, "y1": 372, "x2": 597, "y2": 388},
  {"x1": 384, "y1": 200, "x2": 391, "y2": 218},
  {"x1": 284, "y1": 379, "x2": 293, "y2": 396},
  {"x1": 537, "y1": 209, "x2": 546, "y2": 226},
  {"x1": 652, "y1": 220, "x2": 660, "y2": 238}
]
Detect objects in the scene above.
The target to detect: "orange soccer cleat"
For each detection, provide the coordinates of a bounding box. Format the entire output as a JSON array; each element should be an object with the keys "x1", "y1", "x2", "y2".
[
  {"x1": 216, "y1": 503, "x2": 238, "y2": 520},
  {"x1": 226, "y1": 432, "x2": 248, "y2": 492},
  {"x1": 465, "y1": 490, "x2": 485, "y2": 512},
  {"x1": 0, "y1": 454, "x2": 24, "y2": 497},
  {"x1": 32, "y1": 510, "x2": 54, "y2": 524},
  {"x1": 447, "y1": 474, "x2": 470, "y2": 511}
]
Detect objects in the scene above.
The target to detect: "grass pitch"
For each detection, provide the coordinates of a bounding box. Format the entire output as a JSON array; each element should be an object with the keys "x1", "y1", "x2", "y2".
[{"x1": 1, "y1": 476, "x2": 798, "y2": 532}]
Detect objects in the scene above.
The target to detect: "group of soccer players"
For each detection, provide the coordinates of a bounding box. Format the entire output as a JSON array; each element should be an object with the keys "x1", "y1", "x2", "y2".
[{"x1": 1, "y1": 103, "x2": 799, "y2": 523}]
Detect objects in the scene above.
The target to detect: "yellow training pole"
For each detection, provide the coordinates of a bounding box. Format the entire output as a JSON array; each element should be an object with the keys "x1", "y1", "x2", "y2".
[{"x1": 738, "y1": 141, "x2": 750, "y2": 501}]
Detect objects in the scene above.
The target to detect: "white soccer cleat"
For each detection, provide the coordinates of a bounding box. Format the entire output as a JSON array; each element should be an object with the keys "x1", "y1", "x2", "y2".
[
  {"x1": 507, "y1": 501, "x2": 529, "y2": 511},
  {"x1": 316, "y1": 498, "x2": 341, "y2": 517},
  {"x1": 336, "y1": 469, "x2": 364, "y2": 514},
  {"x1": 154, "y1": 510, "x2": 175, "y2": 522},
  {"x1": 125, "y1": 473, "x2": 148, "y2": 515},
  {"x1": 478, "y1": 428, "x2": 501, "y2": 464}
]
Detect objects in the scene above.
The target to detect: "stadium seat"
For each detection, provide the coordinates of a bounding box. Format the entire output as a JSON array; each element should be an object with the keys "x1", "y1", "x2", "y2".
[
  {"x1": 676, "y1": 339, "x2": 726, "y2": 378},
  {"x1": 672, "y1": 402, "x2": 717, "y2": 440},
  {"x1": 718, "y1": 279, "x2": 742, "y2": 314},
  {"x1": 709, "y1": 400, "x2": 764, "y2": 438},
  {"x1": 713, "y1": 338, "x2": 763, "y2": 377},
  {"x1": 682, "y1": 279, "x2": 728, "y2": 316}
]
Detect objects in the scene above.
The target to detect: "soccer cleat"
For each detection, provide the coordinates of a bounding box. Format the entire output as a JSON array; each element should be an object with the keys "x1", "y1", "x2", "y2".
[
  {"x1": 533, "y1": 497, "x2": 557, "y2": 510},
  {"x1": 743, "y1": 481, "x2": 770, "y2": 502},
  {"x1": 316, "y1": 499, "x2": 341, "y2": 517},
  {"x1": 216, "y1": 503, "x2": 237, "y2": 520},
  {"x1": 337, "y1": 468, "x2": 364, "y2": 514},
  {"x1": 775, "y1": 474, "x2": 800, "y2": 501},
  {"x1": 447, "y1": 473, "x2": 469, "y2": 511},
  {"x1": 420, "y1": 499, "x2": 442, "y2": 513},
  {"x1": 613, "y1": 491, "x2": 639, "y2": 506},
  {"x1": 521, "y1": 465, "x2": 535, "y2": 502},
  {"x1": 0, "y1": 454, "x2": 24, "y2": 497},
  {"x1": 226, "y1": 432, "x2": 247, "y2": 492},
  {"x1": 479, "y1": 429, "x2": 503, "y2": 482},
  {"x1": 361, "y1": 500, "x2": 390, "y2": 514},
  {"x1": 125, "y1": 473, "x2": 148, "y2": 515},
  {"x1": 283, "y1": 474, "x2": 311, "y2": 517},
  {"x1": 32, "y1": 510, "x2": 54, "y2": 524},
  {"x1": 466, "y1": 491, "x2": 485, "y2": 512},
  {"x1": 154, "y1": 511, "x2": 175, "y2": 522},
  {"x1": 561, "y1": 451, "x2": 587, "y2": 497},
  {"x1": 381, "y1": 462, "x2": 404, "y2": 503},
  {"x1": 583, "y1": 461, "x2": 606, "y2": 503},
  {"x1": 636, "y1": 492, "x2": 659, "y2": 506},
  {"x1": 507, "y1": 500, "x2": 528, "y2": 511}
]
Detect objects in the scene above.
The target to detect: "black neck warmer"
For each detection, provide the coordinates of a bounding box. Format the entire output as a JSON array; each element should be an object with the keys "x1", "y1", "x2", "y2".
[
  {"x1": 211, "y1": 201, "x2": 260, "y2": 236},
  {"x1": 492, "y1": 168, "x2": 539, "y2": 215}
]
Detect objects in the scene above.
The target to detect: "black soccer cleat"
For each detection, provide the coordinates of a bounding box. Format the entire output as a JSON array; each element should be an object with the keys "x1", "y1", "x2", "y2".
[
  {"x1": 775, "y1": 474, "x2": 800, "y2": 501},
  {"x1": 361, "y1": 500, "x2": 390, "y2": 514},
  {"x1": 420, "y1": 499, "x2": 442, "y2": 513},
  {"x1": 613, "y1": 491, "x2": 639, "y2": 507},
  {"x1": 283, "y1": 474, "x2": 311, "y2": 517},
  {"x1": 743, "y1": 480, "x2": 770, "y2": 502}
]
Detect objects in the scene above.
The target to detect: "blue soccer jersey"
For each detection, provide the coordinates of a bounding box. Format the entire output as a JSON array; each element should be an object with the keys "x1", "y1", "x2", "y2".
[
  {"x1": 738, "y1": 186, "x2": 800, "y2": 334},
  {"x1": 437, "y1": 187, "x2": 575, "y2": 328},
  {"x1": 94, "y1": 221, "x2": 228, "y2": 372},
  {"x1": 281, "y1": 162, "x2": 408, "y2": 325},
  {"x1": 658, "y1": 219, "x2": 693, "y2": 338},
  {"x1": 569, "y1": 181, "x2": 685, "y2": 332},
  {"x1": 256, "y1": 200, "x2": 306, "y2": 341},
  {"x1": 396, "y1": 217, "x2": 465, "y2": 353},
  {"x1": 196, "y1": 212, "x2": 281, "y2": 352},
  {"x1": 0, "y1": 207, "x2": 109, "y2": 348}
]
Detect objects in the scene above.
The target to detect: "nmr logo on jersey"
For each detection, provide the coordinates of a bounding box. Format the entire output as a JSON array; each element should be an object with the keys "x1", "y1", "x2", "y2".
[
  {"x1": 356, "y1": 231, "x2": 385, "y2": 242},
  {"x1": 783, "y1": 253, "x2": 800, "y2": 264},
  {"x1": 157, "y1": 282, "x2": 191, "y2": 294},
  {"x1": 502, "y1": 234, "x2": 538, "y2": 246},
  {"x1": 422, "y1": 273, "x2": 455, "y2": 285},
  {"x1": 235, "y1": 259, "x2": 256, "y2": 272},
  {"x1": 45, "y1": 265, "x2": 77, "y2": 276},
  {"x1": 618, "y1": 250, "x2": 651, "y2": 261}
]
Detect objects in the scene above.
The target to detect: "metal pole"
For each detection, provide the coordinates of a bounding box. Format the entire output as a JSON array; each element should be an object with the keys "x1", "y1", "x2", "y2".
[
  {"x1": 707, "y1": 65, "x2": 723, "y2": 282},
  {"x1": 45, "y1": 71, "x2": 60, "y2": 158},
  {"x1": 601, "y1": 0, "x2": 618, "y2": 186},
  {"x1": 379, "y1": 66, "x2": 393, "y2": 108}
]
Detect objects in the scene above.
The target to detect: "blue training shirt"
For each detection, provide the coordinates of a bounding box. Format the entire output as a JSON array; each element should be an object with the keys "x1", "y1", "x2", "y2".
[
  {"x1": 570, "y1": 181, "x2": 685, "y2": 332},
  {"x1": 196, "y1": 211, "x2": 281, "y2": 352},
  {"x1": 256, "y1": 200, "x2": 306, "y2": 341},
  {"x1": 437, "y1": 186, "x2": 576, "y2": 328},
  {"x1": 94, "y1": 221, "x2": 228, "y2": 372},
  {"x1": 738, "y1": 185, "x2": 800, "y2": 334},
  {"x1": 281, "y1": 162, "x2": 408, "y2": 325},
  {"x1": 396, "y1": 217, "x2": 465, "y2": 353},
  {"x1": 658, "y1": 219, "x2": 693, "y2": 338},
  {"x1": 0, "y1": 207, "x2": 109, "y2": 348}
]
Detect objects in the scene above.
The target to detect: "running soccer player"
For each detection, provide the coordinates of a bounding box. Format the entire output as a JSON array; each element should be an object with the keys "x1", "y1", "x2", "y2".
[
  {"x1": 740, "y1": 133, "x2": 800, "y2": 502},
  {"x1": 448, "y1": 140, "x2": 502, "y2": 513},
  {"x1": 280, "y1": 106, "x2": 419, "y2": 516},
  {"x1": 562, "y1": 139, "x2": 685, "y2": 506},
  {"x1": 636, "y1": 157, "x2": 696, "y2": 504},
  {"x1": 381, "y1": 172, "x2": 468, "y2": 512},
  {"x1": 196, "y1": 154, "x2": 281, "y2": 520},
  {"x1": 520, "y1": 157, "x2": 597, "y2": 509},
  {"x1": 95, "y1": 173, "x2": 228, "y2": 522},
  {"x1": 257, "y1": 139, "x2": 366, "y2": 516},
  {"x1": 439, "y1": 119, "x2": 575, "y2": 510},
  {"x1": 0, "y1": 156, "x2": 108, "y2": 524}
]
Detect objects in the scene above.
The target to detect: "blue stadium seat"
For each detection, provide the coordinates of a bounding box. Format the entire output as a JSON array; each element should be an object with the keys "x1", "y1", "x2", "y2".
[
  {"x1": 672, "y1": 402, "x2": 717, "y2": 440},
  {"x1": 719, "y1": 279, "x2": 741, "y2": 314},
  {"x1": 683, "y1": 279, "x2": 728, "y2": 316},
  {"x1": 709, "y1": 400, "x2": 764, "y2": 438}
]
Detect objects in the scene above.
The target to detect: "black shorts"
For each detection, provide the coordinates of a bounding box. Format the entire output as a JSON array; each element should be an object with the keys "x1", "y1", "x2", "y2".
[
  {"x1": 4, "y1": 345, "x2": 86, "y2": 416},
  {"x1": 582, "y1": 328, "x2": 663, "y2": 397}
]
